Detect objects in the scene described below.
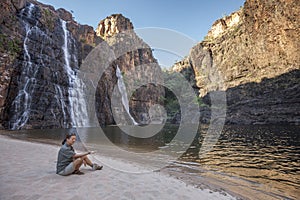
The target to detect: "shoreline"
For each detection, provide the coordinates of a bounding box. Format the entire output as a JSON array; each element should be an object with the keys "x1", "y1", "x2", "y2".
[
  {"x1": 1, "y1": 131, "x2": 297, "y2": 200},
  {"x1": 0, "y1": 133, "x2": 243, "y2": 198},
  {"x1": 0, "y1": 135, "x2": 237, "y2": 200}
]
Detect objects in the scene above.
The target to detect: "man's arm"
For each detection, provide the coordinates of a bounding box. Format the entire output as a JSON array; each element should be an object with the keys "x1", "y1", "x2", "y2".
[{"x1": 73, "y1": 152, "x2": 91, "y2": 159}]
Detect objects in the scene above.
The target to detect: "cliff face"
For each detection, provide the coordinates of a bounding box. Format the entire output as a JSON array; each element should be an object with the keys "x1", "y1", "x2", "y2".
[
  {"x1": 96, "y1": 14, "x2": 134, "y2": 39},
  {"x1": 171, "y1": 0, "x2": 300, "y2": 124},
  {"x1": 1, "y1": 0, "x2": 298, "y2": 128},
  {"x1": 95, "y1": 14, "x2": 165, "y2": 126},
  {"x1": 0, "y1": 0, "x2": 101, "y2": 129},
  {"x1": 0, "y1": 0, "x2": 164, "y2": 129}
]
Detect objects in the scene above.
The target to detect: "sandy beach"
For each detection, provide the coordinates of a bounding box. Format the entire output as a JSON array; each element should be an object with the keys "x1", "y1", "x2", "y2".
[{"x1": 0, "y1": 135, "x2": 237, "y2": 200}]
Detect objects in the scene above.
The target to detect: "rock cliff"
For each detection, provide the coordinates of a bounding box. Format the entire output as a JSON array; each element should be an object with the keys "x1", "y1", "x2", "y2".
[
  {"x1": 170, "y1": 0, "x2": 300, "y2": 124},
  {"x1": 95, "y1": 14, "x2": 165, "y2": 126},
  {"x1": 0, "y1": 0, "x2": 164, "y2": 129},
  {"x1": 1, "y1": 0, "x2": 299, "y2": 128},
  {"x1": 0, "y1": 0, "x2": 100, "y2": 129},
  {"x1": 96, "y1": 14, "x2": 134, "y2": 39}
]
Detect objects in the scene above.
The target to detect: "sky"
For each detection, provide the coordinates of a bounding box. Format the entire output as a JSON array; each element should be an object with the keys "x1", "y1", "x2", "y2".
[{"x1": 39, "y1": 0, "x2": 245, "y2": 67}]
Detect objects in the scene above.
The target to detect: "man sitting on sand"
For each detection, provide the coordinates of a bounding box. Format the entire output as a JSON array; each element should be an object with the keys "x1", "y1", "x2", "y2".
[{"x1": 56, "y1": 133, "x2": 103, "y2": 175}]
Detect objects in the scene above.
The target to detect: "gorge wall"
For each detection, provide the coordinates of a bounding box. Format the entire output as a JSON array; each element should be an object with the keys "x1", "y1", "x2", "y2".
[
  {"x1": 0, "y1": 0, "x2": 101, "y2": 129},
  {"x1": 171, "y1": 0, "x2": 300, "y2": 124},
  {"x1": 0, "y1": 0, "x2": 164, "y2": 129},
  {"x1": 94, "y1": 14, "x2": 165, "y2": 126},
  {"x1": 1, "y1": 0, "x2": 299, "y2": 129}
]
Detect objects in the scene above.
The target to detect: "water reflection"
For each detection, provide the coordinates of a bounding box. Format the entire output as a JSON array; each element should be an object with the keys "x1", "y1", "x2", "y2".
[{"x1": 178, "y1": 125, "x2": 300, "y2": 200}]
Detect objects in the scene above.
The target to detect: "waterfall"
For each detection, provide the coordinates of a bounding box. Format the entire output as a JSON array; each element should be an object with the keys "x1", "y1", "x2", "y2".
[
  {"x1": 10, "y1": 3, "x2": 37, "y2": 130},
  {"x1": 61, "y1": 20, "x2": 89, "y2": 127},
  {"x1": 9, "y1": 3, "x2": 89, "y2": 129},
  {"x1": 54, "y1": 84, "x2": 68, "y2": 126},
  {"x1": 61, "y1": 20, "x2": 75, "y2": 125},
  {"x1": 116, "y1": 65, "x2": 138, "y2": 125}
]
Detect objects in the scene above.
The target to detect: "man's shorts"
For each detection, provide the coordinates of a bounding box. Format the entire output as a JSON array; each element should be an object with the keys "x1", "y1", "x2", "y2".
[{"x1": 58, "y1": 162, "x2": 75, "y2": 176}]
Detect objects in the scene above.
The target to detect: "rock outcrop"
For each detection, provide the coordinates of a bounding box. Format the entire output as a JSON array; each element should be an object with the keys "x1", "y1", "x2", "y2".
[
  {"x1": 95, "y1": 14, "x2": 165, "y2": 126},
  {"x1": 170, "y1": 0, "x2": 300, "y2": 125},
  {"x1": 96, "y1": 14, "x2": 134, "y2": 39}
]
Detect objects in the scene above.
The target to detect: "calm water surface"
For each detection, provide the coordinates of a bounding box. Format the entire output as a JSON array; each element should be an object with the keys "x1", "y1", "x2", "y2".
[{"x1": 1, "y1": 124, "x2": 299, "y2": 199}]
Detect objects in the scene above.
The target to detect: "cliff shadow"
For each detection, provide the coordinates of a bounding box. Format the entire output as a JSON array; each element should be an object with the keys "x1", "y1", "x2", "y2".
[{"x1": 202, "y1": 69, "x2": 300, "y2": 125}]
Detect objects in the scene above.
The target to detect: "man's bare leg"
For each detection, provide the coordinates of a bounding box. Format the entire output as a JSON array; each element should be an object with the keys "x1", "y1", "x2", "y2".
[
  {"x1": 82, "y1": 155, "x2": 93, "y2": 167},
  {"x1": 73, "y1": 157, "x2": 83, "y2": 171},
  {"x1": 82, "y1": 155, "x2": 103, "y2": 170}
]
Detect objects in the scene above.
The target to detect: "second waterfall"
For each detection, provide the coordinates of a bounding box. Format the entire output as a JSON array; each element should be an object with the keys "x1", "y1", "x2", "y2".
[
  {"x1": 116, "y1": 65, "x2": 138, "y2": 125},
  {"x1": 61, "y1": 20, "x2": 90, "y2": 128}
]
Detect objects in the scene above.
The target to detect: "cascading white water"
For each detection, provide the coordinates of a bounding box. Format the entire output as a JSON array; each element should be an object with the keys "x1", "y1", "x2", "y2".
[
  {"x1": 116, "y1": 65, "x2": 138, "y2": 125},
  {"x1": 61, "y1": 20, "x2": 89, "y2": 127},
  {"x1": 10, "y1": 4, "x2": 36, "y2": 130},
  {"x1": 61, "y1": 20, "x2": 75, "y2": 125},
  {"x1": 9, "y1": 4, "x2": 89, "y2": 129},
  {"x1": 54, "y1": 84, "x2": 68, "y2": 126}
]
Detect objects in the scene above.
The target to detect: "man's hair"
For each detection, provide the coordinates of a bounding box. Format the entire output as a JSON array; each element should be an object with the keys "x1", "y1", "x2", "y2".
[{"x1": 62, "y1": 133, "x2": 76, "y2": 145}]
